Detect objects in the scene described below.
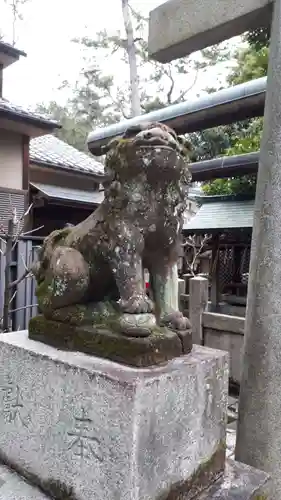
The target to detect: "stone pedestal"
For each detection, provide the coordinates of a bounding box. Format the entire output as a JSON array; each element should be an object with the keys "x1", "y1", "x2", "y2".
[
  {"x1": 0, "y1": 460, "x2": 271, "y2": 500},
  {"x1": 197, "y1": 460, "x2": 271, "y2": 499},
  {"x1": 0, "y1": 331, "x2": 271, "y2": 499},
  {"x1": 0, "y1": 464, "x2": 50, "y2": 500},
  {"x1": 28, "y1": 315, "x2": 192, "y2": 368},
  {"x1": 0, "y1": 331, "x2": 227, "y2": 500}
]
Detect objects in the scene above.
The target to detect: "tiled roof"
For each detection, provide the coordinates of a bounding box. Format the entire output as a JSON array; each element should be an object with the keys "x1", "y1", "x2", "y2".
[
  {"x1": 0, "y1": 98, "x2": 59, "y2": 128},
  {"x1": 183, "y1": 199, "x2": 255, "y2": 232},
  {"x1": 30, "y1": 135, "x2": 104, "y2": 176},
  {"x1": 31, "y1": 183, "x2": 104, "y2": 205},
  {"x1": 0, "y1": 40, "x2": 26, "y2": 59}
]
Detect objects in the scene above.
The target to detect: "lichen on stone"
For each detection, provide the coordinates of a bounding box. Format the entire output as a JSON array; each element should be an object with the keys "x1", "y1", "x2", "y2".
[
  {"x1": 30, "y1": 122, "x2": 193, "y2": 356},
  {"x1": 156, "y1": 441, "x2": 225, "y2": 499}
]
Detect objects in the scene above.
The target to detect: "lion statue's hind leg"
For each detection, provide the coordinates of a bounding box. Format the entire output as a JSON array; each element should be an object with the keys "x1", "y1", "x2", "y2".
[{"x1": 36, "y1": 246, "x2": 90, "y2": 315}]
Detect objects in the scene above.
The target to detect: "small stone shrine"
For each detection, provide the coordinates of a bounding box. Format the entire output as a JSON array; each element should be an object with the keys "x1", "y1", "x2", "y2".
[{"x1": 0, "y1": 121, "x2": 271, "y2": 499}]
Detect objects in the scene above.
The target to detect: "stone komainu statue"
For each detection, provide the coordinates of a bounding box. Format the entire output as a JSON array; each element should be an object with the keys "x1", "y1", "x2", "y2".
[{"x1": 30, "y1": 122, "x2": 193, "y2": 365}]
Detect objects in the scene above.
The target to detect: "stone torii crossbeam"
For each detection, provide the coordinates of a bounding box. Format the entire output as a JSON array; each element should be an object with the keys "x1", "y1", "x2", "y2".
[
  {"x1": 148, "y1": 0, "x2": 281, "y2": 498},
  {"x1": 148, "y1": 0, "x2": 273, "y2": 62}
]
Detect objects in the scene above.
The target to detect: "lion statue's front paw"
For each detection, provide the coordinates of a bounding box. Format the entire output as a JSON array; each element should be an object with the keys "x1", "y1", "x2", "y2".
[
  {"x1": 119, "y1": 294, "x2": 154, "y2": 314},
  {"x1": 160, "y1": 311, "x2": 191, "y2": 331}
]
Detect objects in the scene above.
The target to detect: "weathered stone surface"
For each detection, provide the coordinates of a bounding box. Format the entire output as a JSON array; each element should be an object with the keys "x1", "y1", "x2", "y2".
[
  {"x1": 118, "y1": 312, "x2": 157, "y2": 337},
  {"x1": 189, "y1": 277, "x2": 208, "y2": 346},
  {"x1": 236, "y1": 2, "x2": 281, "y2": 499},
  {"x1": 148, "y1": 0, "x2": 273, "y2": 62},
  {"x1": 0, "y1": 464, "x2": 50, "y2": 500},
  {"x1": 176, "y1": 328, "x2": 193, "y2": 354},
  {"x1": 32, "y1": 122, "x2": 192, "y2": 350},
  {"x1": 0, "y1": 460, "x2": 270, "y2": 500},
  {"x1": 0, "y1": 332, "x2": 228, "y2": 500},
  {"x1": 28, "y1": 315, "x2": 192, "y2": 367},
  {"x1": 196, "y1": 460, "x2": 271, "y2": 500}
]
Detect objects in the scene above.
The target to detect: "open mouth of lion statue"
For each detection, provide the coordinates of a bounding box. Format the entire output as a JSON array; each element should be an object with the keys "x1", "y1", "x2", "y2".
[
  {"x1": 125, "y1": 123, "x2": 187, "y2": 152},
  {"x1": 104, "y1": 121, "x2": 191, "y2": 154},
  {"x1": 103, "y1": 122, "x2": 192, "y2": 184}
]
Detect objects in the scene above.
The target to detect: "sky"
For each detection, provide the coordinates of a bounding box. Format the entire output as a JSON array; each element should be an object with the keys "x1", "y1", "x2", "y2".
[
  {"x1": 0, "y1": 0, "x2": 236, "y2": 111},
  {"x1": 1, "y1": 0, "x2": 163, "y2": 108}
]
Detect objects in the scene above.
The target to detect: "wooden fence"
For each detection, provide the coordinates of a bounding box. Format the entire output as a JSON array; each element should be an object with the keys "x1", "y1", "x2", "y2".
[{"x1": 0, "y1": 236, "x2": 43, "y2": 331}]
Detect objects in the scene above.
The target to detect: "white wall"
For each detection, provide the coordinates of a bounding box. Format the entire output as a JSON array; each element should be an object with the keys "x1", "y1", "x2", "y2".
[{"x1": 0, "y1": 130, "x2": 22, "y2": 189}]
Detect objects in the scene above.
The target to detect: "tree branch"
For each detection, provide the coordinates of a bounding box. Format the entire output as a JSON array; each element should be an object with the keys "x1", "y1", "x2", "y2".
[
  {"x1": 166, "y1": 66, "x2": 175, "y2": 105},
  {"x1": 121, "y1": 0, "x2": 141, "y2": 116},
  {"x1": 9, "y1": 303, "x2": 38, "y2": 314},
  {"x1": 173, "y1": 68, "x2": 199, "y2": 104},
  {"x1": 128, "y1": 2, "x2": 148, "y2": 23},
  {"x1": 8, "y1": 267, "x2": 31, "y2": 289},
  {"x1": 182, "y1": 234, "x2": 211, "y2": 275}
]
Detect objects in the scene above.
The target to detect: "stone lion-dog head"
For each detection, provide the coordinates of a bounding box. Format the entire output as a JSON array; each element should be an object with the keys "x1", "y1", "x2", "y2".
[{"x1": 100, "y1": 122, "x2": 192, "y2": 205}]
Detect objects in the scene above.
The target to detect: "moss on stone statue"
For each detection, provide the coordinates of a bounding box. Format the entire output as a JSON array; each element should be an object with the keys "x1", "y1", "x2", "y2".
[
  {"x1": 52, "y1": 227, "x2": 72, "y2": 244},
  {"x1": 156, "y1": 440, "x2": 225, "y2": 500},
  {"x1": 28, "y1": 315, "x2": 184, "y2": 367},
  {"x1": 47, "y1": 301, "x2": 119, "y2": 327},
  {"x1": 30, "y1": 122, "x2": 193, "y2": 364},
  {"x1": 36, "y1": 277, "x2": 54, "y2": 311}
]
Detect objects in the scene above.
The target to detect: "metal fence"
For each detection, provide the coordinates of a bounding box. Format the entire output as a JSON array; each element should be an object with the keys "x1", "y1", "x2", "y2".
[{"x1": 0, "y1": 236, "x2": 43, "y2": 331}]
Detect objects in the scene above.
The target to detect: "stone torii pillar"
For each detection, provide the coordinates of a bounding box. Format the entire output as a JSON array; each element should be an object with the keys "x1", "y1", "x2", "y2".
[
  {"x1": 148, "y1": 0, "x2": 281, "y2": 497},
  {"x1": 235, "y1": 1, "x2": 281, "y2": 497}
]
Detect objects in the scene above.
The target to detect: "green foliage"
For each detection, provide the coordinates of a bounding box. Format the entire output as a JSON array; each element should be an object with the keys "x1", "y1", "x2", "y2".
[
  {"x1": 35, "y1": 61, "x2": 121, "y2": 152},
  {"x1": 245, "y1": 26, "x2": 270, "y2": 50},
  {"x1": 228, "y1": 25, "x2": 269, "y2": 86},
  {"x1": 75, "y1": 24, "x2": 230, "y2": 116},
  {"x1": 227, "y1": 45, "x2": 268, "y2": 86},
  {"x1": 35, "y1": 5, "x2": 232, "y2": 149},
  {"x1": 188, "y1": 128, "x2": 230, "y2": 162},
  {"x1": 35, "y1": 3, "x2": 268, "y2": 201},
  {"x1": 36, "y1": 102, "x2": 92, "y2": 153},
  {"x1": 202, "y1": 175, "x2": 257, "y2": 196},
  {"x1": 202, "y1": 119, "x2": 262, "y2": 197},
  {"x1": 36, "y1": 102, "x2": 84, "y2": 150},
  {"x1": 202, "y1": 26, "x2": 269, "y2": 197},
  {"x1": 225, "y1": 135, "x2": 260, "y2": 156},
  {"x1": 225, "y1": 118, "x2": 263, "y2": 155},
  {"x1": 202, "y1": 179, "x2": 232, "y2": 196}
]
